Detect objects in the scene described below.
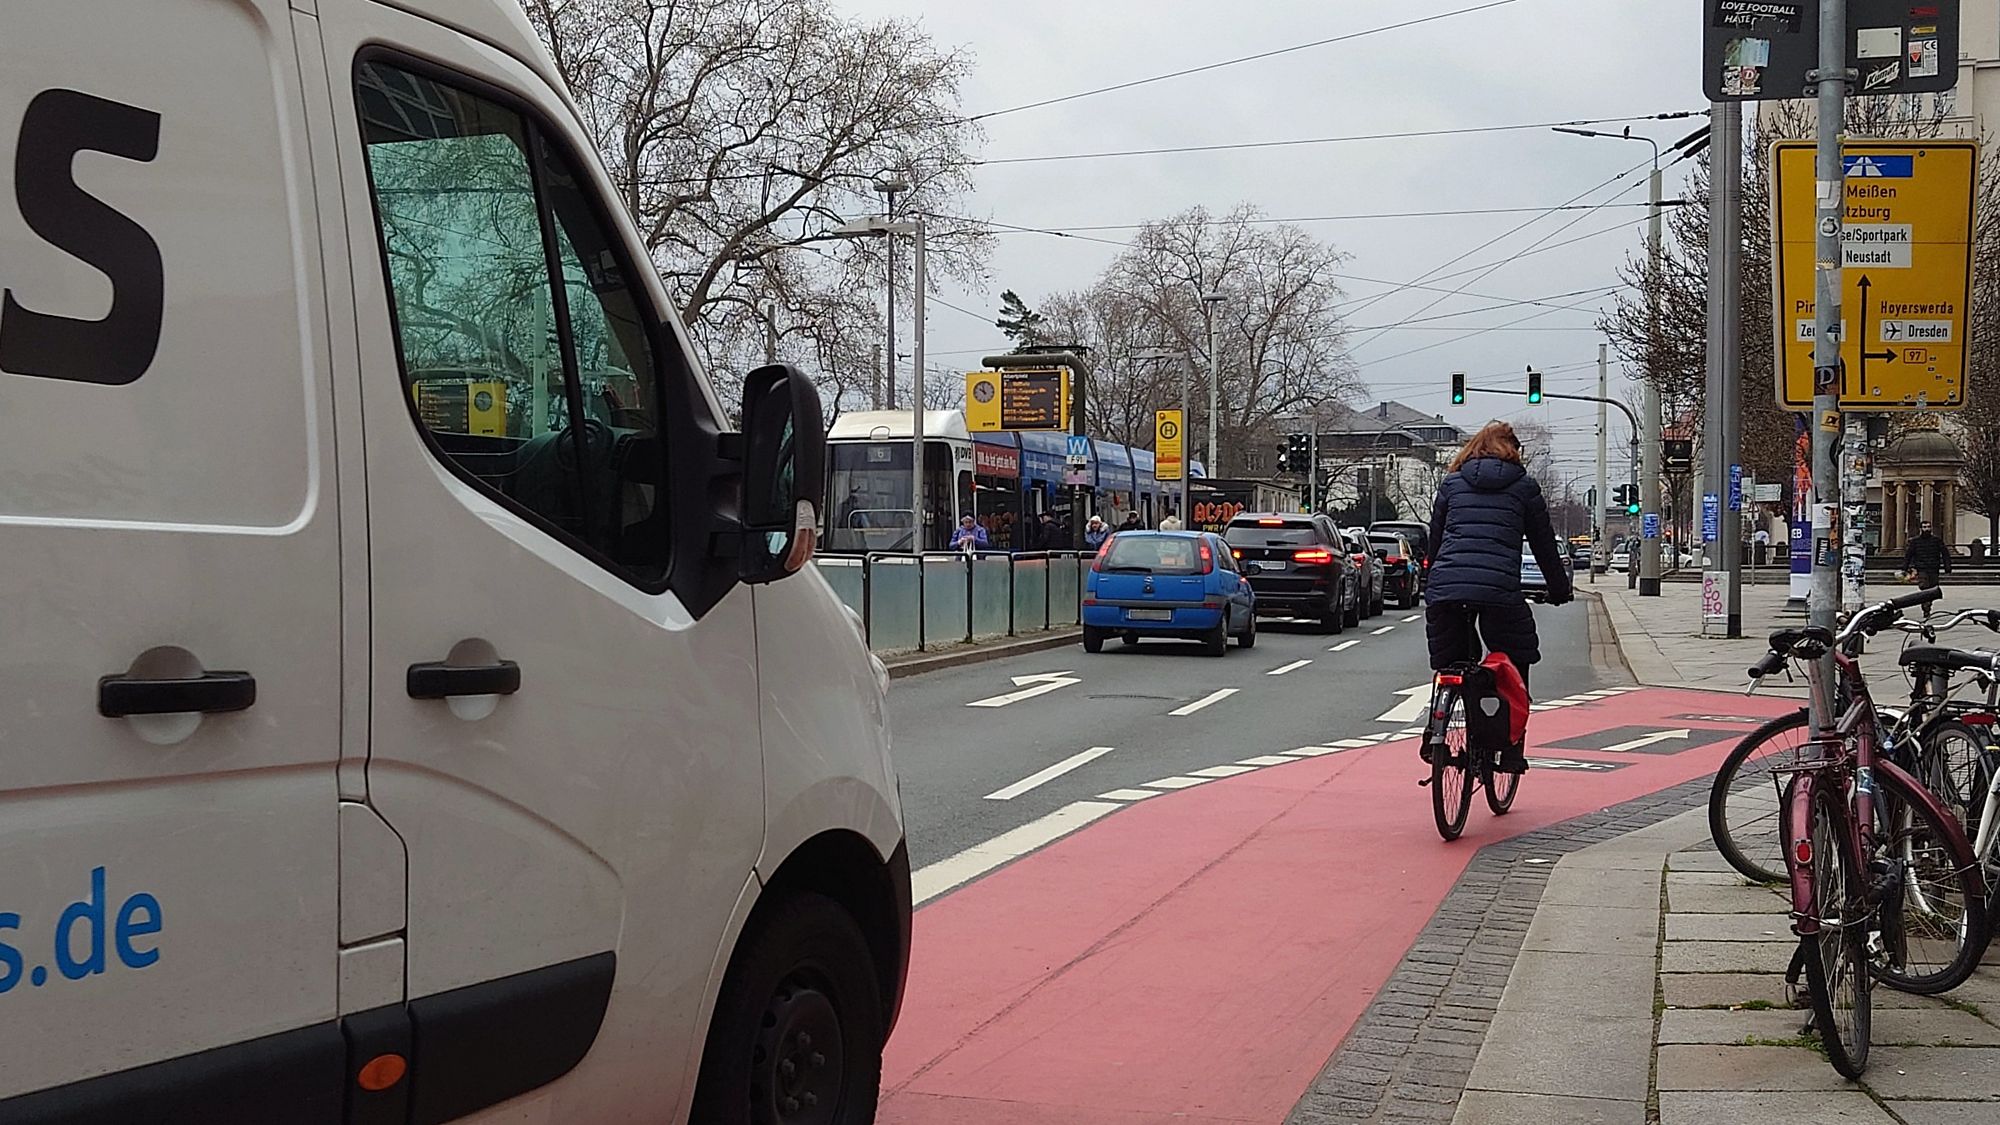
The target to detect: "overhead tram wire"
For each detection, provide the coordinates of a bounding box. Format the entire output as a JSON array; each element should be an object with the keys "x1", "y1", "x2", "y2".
[{"x1": 964, "y1": 0, "x2": 1526, "y2": 122}]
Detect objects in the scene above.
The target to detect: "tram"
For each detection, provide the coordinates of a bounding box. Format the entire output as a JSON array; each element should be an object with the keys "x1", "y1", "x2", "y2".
[{"x1": 824, "y1": 410, "x2": 1203, "y2": 552}]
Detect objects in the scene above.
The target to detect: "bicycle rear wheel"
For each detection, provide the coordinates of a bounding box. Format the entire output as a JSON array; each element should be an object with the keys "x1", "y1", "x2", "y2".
[
  {"x1": 1431, "y1": 689, "x2": 1474, "y2": 841},
  {"x1": 1795, "y1": 776, "x2": 1871, "y2": 1078},
  {"x1": 1872, "y1": 767, "x2": 1990, "y2": 995},
  {"x1": 1709, "y1": 709, "x2": 1810, "y2": 884},
  {"x1": 1485, "y1": 751, "x2": 1519, "y2": 815}
]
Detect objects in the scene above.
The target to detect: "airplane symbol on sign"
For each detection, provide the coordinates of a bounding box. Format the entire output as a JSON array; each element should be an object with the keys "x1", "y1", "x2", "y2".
[{"x1": 1884, "y1": 322, "x2": 1903, "y2": 340}]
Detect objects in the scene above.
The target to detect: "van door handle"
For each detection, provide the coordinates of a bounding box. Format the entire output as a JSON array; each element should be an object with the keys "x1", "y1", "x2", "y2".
[
  {"x1": 98, "y1": 671, "x2": 257, "y2": 718},
  {"x1": 407, "y1": 660, "x2": 521, "y2": 700}
]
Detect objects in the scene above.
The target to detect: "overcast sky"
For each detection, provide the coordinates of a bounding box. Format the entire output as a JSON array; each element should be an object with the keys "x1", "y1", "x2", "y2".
[{"x1": 830, "y1": 0, "x2": 1713, "y2": 485}]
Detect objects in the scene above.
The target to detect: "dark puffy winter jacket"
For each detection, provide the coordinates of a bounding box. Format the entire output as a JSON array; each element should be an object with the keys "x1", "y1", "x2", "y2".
[
  {"x1": 1905, "y1": 532, "x2": 1952, "y2": 574},
  {"x1": 1424, "y1": 457, "x2": 1573, "y2": 606}
]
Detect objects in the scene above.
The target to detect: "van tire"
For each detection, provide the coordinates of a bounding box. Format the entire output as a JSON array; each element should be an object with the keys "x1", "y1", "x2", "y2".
[
  {"x1": 1082, "y1": 626, "x2": 1107, "y2": 653},
  {"x1": 689, "y1": 892, "x2": 884, "y2": 1125}
]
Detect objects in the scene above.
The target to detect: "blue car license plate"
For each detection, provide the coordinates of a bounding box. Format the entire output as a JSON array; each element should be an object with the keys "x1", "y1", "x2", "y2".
[{"x1": 1126, "y1": 608, "x2": 1173, "y2": 621}]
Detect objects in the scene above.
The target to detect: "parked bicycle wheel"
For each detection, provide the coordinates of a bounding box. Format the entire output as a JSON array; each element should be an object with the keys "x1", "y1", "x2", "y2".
[
  {"x1": 1709, "y1": 709, "x2": 1809, "y2": 884},
  {"x1": 1871, "y1": 767, "x2": 1990, "y2": 995},
  {"x1": 1920, "y1": 718, "x2": 1990, "y2": 819},
  {"x1": 1796, "y1": 777, "x2": 1871, "y2": 1078},
  {"x1": 1485, "y1": 751, "x2": 1519, "y2": 815},
  {"x1": 1431, "y1": 688, "x2": 1474, "y2": 841}
]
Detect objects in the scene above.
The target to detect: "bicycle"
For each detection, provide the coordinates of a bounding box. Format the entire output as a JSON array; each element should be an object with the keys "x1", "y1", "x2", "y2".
[
  {"x1": 1422, "y1": 661, "x2": 1521, "y2": 841},
  {"x1": 1711, "y1": 606, "x2": 2000, "y2": 885},
  {"x1": 1746, "y1": 588, "x2": 1990, "y2": 1077}
]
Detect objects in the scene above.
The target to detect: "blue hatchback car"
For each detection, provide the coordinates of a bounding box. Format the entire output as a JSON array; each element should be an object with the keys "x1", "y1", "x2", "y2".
[{"x1": 1082, "y1": 531, "x2": 1257, "y2": 656}]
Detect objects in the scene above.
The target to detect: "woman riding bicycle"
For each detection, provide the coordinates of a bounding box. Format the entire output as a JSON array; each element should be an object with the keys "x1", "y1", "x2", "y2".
[{"x1": 1424, "y1": 421, "x2": 1574, "y2": 771}]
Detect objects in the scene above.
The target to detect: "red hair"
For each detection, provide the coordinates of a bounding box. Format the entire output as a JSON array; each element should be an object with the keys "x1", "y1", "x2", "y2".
[{"x1": 1448, "y1": 421, "x2": 1523, "y2": 472}]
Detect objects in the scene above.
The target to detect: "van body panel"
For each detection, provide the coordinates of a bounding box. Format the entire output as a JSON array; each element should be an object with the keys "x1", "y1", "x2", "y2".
[
  {"x1": 0, "y1": 0, "x2": 342, "y2": 1101},
  {"x1": 316, "y1": 2, "x2": 767, "y2": 1115}
]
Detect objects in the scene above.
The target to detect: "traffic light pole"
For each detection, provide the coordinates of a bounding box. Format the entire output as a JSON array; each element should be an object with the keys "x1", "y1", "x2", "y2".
[
  {"x1": 1596, "y1": 344, "x2": 1610, "y2": 585},
  {"x1": 1460, "y1": 386, "x2": 1640, "y2": 438}
]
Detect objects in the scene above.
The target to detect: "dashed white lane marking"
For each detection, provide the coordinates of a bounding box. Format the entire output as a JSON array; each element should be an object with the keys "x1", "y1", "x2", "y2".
[
  {"x1": 1268, "y1": 659, "x2": 1314, "y2": 676},
  {"x1": 1170, "y1": 688, "x2": 1239, "y2": 716},
  {"x1": 983, "y1": 746, "x2": 1115, "y2": 801},
  {"x1": 1398, "y1": 727, "x2": 1427, "y2": 737},
  {"x1": 1098, "y1": 788, "x2": 1160, "y2": 802},
  {"x1": 1403, "y1": 614, "x2": 1423, "y2": 623},
  {"x1": 1329, "y1": 640, "x2": 1362, "y2": 652},
  {"x1": 1189, "y1": 764, "x2": 1257, "y2": 778},
  {"x1": 1145, "y1": 775, "x2": 1211, "y2": 790},
  {"x1": 1371, "y1": 626, "x2": 1396, "y2": 636},
  {"x1": 1284, "y1": 745, "x2": 1347, "y2": 757},
  {"x1": 912, "y1": 800, "x2": 1122, "y2": 904},
  {"x1": 1331, "y1": 738, "x2": 1377, "y2": 748},
  {"x1": 1238, "y1": 754, "x2": 1298, "y2": 766}
]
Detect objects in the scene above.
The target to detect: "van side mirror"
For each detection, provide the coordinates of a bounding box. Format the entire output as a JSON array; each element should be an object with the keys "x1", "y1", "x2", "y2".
[{"x1": 738, "y1": 363, "x2": 826, "y2": 584}]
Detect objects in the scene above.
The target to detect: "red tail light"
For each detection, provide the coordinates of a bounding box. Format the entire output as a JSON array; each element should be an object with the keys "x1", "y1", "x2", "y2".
[
  {"x1": 1257, "y1": 518, "x2": 1285, "y2": 526},
  {"x1": 1090, "y1": 538, "x2": 1113, "y2": 572},
  {"x1": 1199, "y1": 540, "x2": 1215, "y2": 574},
  {"x1": 1294, "y1": 548, "x2": 1333, "y2": 564},
  {"x1": 1386, "y1": 555, "x2": 1404, "y2": 565},
  {"x1": 1231, "y1": 548, "x2": 1243, "y2": 559},
  {"x1": 1964, "y1": 713, "x2": 1997, "y2": 726},
  {"x1": 1437, "y1": 674, "x2": 1463, "y2": 687},
  {"x1": 1794, "y1": 839, "x2": 1813, "y2": 865}
]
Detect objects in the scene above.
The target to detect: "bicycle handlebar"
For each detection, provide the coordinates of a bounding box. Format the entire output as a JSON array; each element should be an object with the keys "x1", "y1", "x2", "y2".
[
  {"x1": 1748, "y1": 650, "x2": 1788, "y2": 679},
  {"x1": 1888, "y1": 586, "x2": 1946, "y2": 613}
]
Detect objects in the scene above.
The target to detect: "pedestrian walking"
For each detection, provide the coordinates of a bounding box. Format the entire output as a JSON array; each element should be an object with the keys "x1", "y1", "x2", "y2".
[
  {"x1": 1119, "y1": 511, "x2": 1142, "y2": 534},
  {"x1": 1905, "y1": 521, "x2": 1951, "y2": 597},
  {"x1": 1159, "y1": 515, "x2": 1184, "y2": 531}
]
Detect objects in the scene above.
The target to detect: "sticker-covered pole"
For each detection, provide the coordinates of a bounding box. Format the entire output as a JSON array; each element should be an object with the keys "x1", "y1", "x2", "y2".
[
  {"x1": 1717, "y1": 100, "x2": 1745, "y2": 637},
  {"x1": 1809, "y1": 0, "x2": 1846, "y2": 637},
  {"x1": 1640, "y1": 163, "x2": 1665, "y2": 596}
]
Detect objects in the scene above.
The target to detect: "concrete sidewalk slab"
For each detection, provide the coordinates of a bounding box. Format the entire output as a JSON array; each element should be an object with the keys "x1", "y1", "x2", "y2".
[
  {"x1": 1463, "y1": 1011, "x2": 1652, "y2": 1101},
  {"x1": 1453, "y1": 1090, "x2": 1642, "y2": 1125},
  {"x1": 1658, "y1": 1091, "x2": 1895, "y2": 1124},
  {"x1": 1655, "y1": 1044, "x2": 1851, "y2": 1091}
]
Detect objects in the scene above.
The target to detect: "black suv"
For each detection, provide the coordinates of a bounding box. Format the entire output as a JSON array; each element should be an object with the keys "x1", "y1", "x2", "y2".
[
  {"x1": 1223, "y1": 513, "x2": 1360, "y2": 633},
  {"x1": 1370, "y1": 519, "x2": 1432, "y2": 600}
]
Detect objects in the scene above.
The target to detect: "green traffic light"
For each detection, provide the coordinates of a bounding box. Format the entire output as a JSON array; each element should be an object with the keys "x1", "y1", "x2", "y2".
[{"x1": 1627, "y1": 503, "x2": 1641, "y2": 515}]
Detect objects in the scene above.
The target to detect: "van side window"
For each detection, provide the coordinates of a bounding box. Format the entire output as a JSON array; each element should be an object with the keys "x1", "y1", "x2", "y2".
[{"x1": 355, "y1": 60, "x2": 668, "y2": 585}]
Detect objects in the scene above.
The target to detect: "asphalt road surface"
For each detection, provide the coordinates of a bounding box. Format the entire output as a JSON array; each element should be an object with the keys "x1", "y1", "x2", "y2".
[{"x1": 889, "y1": 601, "x2": 1602, "y2": 872}]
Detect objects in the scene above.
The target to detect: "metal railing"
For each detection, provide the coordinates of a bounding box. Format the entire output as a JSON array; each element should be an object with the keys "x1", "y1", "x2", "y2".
[{"x1": 812, "y1": 551, "x2": 1092, "y2": 654}]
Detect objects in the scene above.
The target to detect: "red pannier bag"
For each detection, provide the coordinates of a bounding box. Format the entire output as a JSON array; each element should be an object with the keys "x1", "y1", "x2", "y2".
[{"x1": 1481, "y1": 651, "x2": 1531, "y2": 745}]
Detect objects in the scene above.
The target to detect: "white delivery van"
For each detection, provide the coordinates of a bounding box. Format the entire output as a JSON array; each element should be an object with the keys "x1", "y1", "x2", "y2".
[{"x1": 0, "y1": 2, "x2": 909, "y2": 1121}]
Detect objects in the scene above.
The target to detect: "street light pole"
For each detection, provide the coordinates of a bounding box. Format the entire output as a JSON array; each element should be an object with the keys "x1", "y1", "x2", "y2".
[
  {"x1": 874, "y1": 174, "x2": 907, "y2": 410},
  {"x1": 1596, "y1": 343, "x2": 1609, "y2": 585},
  {"x1": 911, "y1": 214, "x2": 927, "y2": 551},
  {"x1": 1554, "y1": 125, "x2": 1665, "y2": 597},
  {"x1": 1203, "y1": 289, "x2": 1225, "y2": 478}
]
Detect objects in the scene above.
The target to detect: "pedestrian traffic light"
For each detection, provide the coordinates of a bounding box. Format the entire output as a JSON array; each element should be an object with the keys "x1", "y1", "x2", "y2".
[
  {"x1": 1279, "y1": 433, "x2": 1311, "y2": 476},
  {"x1": 1275, "y1": 441, "x2": 1292, "y2": 474},
  {"x1": 1451, "y1": 372, "x2": 1466, "y2": 405},
  {"x1": 1527, "y1": 368, "x2": 1543, "y2": 405}
]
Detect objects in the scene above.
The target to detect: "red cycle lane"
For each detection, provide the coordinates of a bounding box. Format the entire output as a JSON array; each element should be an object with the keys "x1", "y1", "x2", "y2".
[{"x1": 880, "y1": 688, "x2": 1798, "y2": 1125}]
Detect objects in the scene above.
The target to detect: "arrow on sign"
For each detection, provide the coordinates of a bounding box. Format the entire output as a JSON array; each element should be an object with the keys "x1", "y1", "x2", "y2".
[
  {"x1": 1599, "y1": 728, "x2": 1693, "y2": 754},
  {"x1": 967, "y1": 671, "x2": 1082, "y2": 708},
  {"x1": 1855, "y1": 275, "x2": 1898, "y2": 394}
]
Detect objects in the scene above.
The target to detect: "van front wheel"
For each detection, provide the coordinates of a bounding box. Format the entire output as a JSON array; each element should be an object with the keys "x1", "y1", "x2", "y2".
[{"x1": 689, "y1": 892, "x2": 885, "y2": 1125}]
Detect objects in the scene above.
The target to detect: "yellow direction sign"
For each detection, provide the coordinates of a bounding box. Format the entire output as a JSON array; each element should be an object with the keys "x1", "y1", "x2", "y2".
[
  {"x1": 965, "y1": 368, "x2": 1071, "y2": 432},
  {"x1": 1156, "y1": 410, "x2": 1185, "y2": 481},
  {"x1": 1772, "y1": 139, "x2": 1978, "y2": 411}
]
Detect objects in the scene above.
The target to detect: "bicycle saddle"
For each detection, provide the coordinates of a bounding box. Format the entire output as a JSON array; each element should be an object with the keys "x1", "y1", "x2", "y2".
[{"x1": 1767, "y1": 626, "x2": 1833, "y2": 656}]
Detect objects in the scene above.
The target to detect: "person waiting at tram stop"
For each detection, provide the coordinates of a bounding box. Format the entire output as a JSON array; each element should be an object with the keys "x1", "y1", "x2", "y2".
[
  {"x1": 1083, "y1": 515, "x2": 1110, "y2": 550},
  {"x1": 950, "y1": 515, "x2": 989, "y2": 552}
]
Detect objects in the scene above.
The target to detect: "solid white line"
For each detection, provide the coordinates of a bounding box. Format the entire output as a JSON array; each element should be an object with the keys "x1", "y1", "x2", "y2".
[
  {"x1": 1170, "y1": 688, "x2": 1239, "y2": 716},
  {"x1": 1268, "y1": 659, "x2": 1314, "y2": 676},
  {"x1": 1329, "y1": 640, "x2": 1362, "y2": 652},
  {"x1": 1403, "y1": 614, "x2": 1423, "y2": 623},
  {"x1": 983, "y1": 746, "x2": 1115, "y2": 801},
  {"x1": 911, "y1": 800, "x2": 1123, "y2": 904},
  {"x1": 1371, "y1": 626, "x2": 1396, "y2": 636}
]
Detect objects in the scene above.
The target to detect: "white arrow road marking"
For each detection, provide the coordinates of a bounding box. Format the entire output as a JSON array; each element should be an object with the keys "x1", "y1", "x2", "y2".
[
  {"x1": 983, "y1": 746, "x2": 1115, "y2": 801},
  {"x1": 1371, "y1": 625, "x2": 1396, "y2": 635},
  {"x1": 1600, "y1": 728, "x2": 1694, "y2": 754},
  {"x1": 1329, "y1": 640, "x2": 1361, "y2": 652},
  {"x1": 1268, "y1": 659, "x2": 1314, "y2": 676},
  {"x1": 967, "y1": 671, "x2": 1082, "y2": 708},
  {"x1": 1170, "y1": 688, "x2": 1239, "y2": 716},
  {"x1": 911, "y1": 800, "x2": 1122, "y2": 904},
  {"x1": 1375, "y1": 682, "x2": 1434, "y2": 723}
]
